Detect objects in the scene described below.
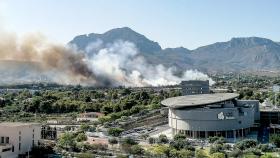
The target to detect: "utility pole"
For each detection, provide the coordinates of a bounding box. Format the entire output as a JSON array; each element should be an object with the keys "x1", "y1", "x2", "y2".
[{"x1": 28, "y1": 145, "x2": 30, "y2": 158}]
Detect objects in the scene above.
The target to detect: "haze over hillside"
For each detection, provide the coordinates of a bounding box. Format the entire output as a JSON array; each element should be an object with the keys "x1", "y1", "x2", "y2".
[
  {"x1": 70, "y1": 27, "x2": 280, "y2": 73},
  {"x1": 1, "y1": 27, "x2": 280, "y2": 86}
]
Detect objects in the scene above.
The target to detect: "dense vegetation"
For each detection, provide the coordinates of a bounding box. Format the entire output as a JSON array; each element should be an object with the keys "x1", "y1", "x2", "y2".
[
  {"x1": 0, "y1": 86, "x2": 180, "y2": 122},
  {"x1": 212, "y1": 73, "x2": 280, "y2": 104}
]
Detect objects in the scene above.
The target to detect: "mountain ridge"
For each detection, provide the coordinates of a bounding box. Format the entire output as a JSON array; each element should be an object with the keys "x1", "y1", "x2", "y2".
[
  {"x1": 69, "y1": 27, "x2": 162, "y2": 54},
  {"x1": 69, "y1": 27, "x2": 280, "y2": 73}
]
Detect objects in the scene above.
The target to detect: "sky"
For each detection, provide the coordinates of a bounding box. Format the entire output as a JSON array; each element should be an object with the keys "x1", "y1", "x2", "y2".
[{"x1": 0, "y1": 0, "x2": 280, "y2": 49}]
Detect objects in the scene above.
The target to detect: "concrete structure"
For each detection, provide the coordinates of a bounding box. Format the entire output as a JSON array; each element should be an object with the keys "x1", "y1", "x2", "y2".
[
  {"x1": 181, "y1": 80, "x2": 209, "y2": 95},
  {"x1": 0, "y1": 123, "x2": 41, "y2": 158},
  {"x1": 260, "y1": 106, "x2": 280, "y2": 125},
  {"x1": 161, "y1": 93, "x2": 260, "y2": 139},
  {"x1": 259, "y1": 99, "x2": 280, "y2": 125},
  {"x1": 41, "y1": 125, "x2": 57, "y2": 140}
]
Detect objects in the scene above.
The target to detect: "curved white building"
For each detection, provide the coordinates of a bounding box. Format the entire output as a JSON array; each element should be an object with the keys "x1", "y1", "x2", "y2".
[{"x1": 161, "y1": 93, "x2": 259, "y2": 138}]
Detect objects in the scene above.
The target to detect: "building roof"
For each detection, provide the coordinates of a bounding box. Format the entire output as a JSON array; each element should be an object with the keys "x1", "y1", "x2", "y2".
[{"x1": 161, "y1": 93, "x2": 239, "y2": 108}]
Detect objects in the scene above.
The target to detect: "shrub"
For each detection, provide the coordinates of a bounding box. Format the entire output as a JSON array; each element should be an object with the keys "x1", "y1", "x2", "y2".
[
  {"x1": 235, "y1": 139, "x2": 257, "y2": 150},
  {"x1": 215, "y1": 137, "x2": 226, "y2": 144},
  {"x1": 108, "y1": 127, "x2": 124, "y2": 137},
  {"x1": 211, "y1": 152, "x2": 226, "y2": 158},
  {"x1": 209, "y1": 144, "x2": 224, "y2": 154},
  {"x1": 258, "y1": 144, "x2": 273, "y2": 152},
  {"x1": 79, "y1": 123, "x2": 90, "y2": 132},
  {"x1": 122, "y1": 137, "x2": 138, "y2": 145},
  {"x1": 222, "y1": 143, "x2": 231, "y2": 150},
  {"x1": 108, "y1": 137, "x2": 118, "y2": 145},
  {"x1": 208, "y1": 136, "x2": 220, "y2": 143},
  {"x1": 149, "y1": 144, "x2": 171, "y2": 157},
  {"x1": 174, "y1": 133, "x2": 186, "y2": 141},
  {"x1": 270, "y1": 134, "x2": 280, "y2": 147},
  {"x1": 244, "y1": 148, "x2": 262, "y2": 156},
  {"x1": 130, "y1": 145, "x2": 144, "y2": 155},
  {"x1": 178, "y1": 149, "x2": 194, "y2": 158},
  {"x1": 170, "y1": 149, "x2": 193, "y2": 158},
  {"x1": 195, "y1": 149, "x2": 208, "y2": 158},
  {"x1": 169, "y1": 139, "x2": 191, "y2": 150},
  {"x1": 158, "y1": 134, "x2": 169, "y2": 144},
  {"x1": 76, "y1": 133, "x2": 87, "y2": 142},
  {"x1": 228, "y1": 148, "x2": 242, "y2": 158}
]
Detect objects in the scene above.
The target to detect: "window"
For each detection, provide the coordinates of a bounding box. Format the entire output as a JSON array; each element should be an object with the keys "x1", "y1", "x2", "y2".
[
  {"x1": 33, "y1": 129, "x2": 34, "y2": 132},
  {"x1": 32, "y1": 134, "x2": 34, "y2": 138},
  {"x1": 12, "y1": 146, "x2": 14, "y2": 152},
  {"x1": 19, "y1": 143, "x2": 21, "y2": 150},
  {"x1": 5, "y1": 137, "x2": 9, "y2": 144},
  {"x1": 2, "y1": 148, "x2": 11, "y2": 152},
  {"x1": 32, "y1": 140, "x2": 34, "y2": 147},
  {"x1": 1, "y1": 137, "x2": 4, "y2": 143},
  {"x1": 19, "y1": 136, "x2": 21, "y2": 141},
  {"x1": 19, "y1": 131, "x2": 21, "y2": 135}
]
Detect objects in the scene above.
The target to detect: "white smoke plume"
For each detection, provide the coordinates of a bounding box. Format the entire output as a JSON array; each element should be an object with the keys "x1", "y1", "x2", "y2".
[{"x1": 85, "y1": 40, "x2": 214, "y2": 87}]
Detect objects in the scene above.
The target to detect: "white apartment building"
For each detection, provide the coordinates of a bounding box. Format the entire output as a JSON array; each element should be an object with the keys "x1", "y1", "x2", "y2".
[{"x1": 0, "y1": 122, "x2": 41, "y2": 158}]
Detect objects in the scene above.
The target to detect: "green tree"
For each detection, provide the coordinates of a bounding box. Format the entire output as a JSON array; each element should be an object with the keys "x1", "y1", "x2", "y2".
[
  {"x1": 108, "y1": 128, "x2": 124, "y2": 137},
  {"x1": 57, "y1": 133, "x2": 76, "y2": 151},
  {"x1": 76, "y1": 133, "x2": 87, "y2": 142},
  {"x1": 121, "y1": 88, "x2": 131, "y2": 96},
  {"x1": 130, "y1": 145, "x2": 144, "y2": 155},
  {"x1": 98, "y1": 115, "x2": 112, "y2": 124},
  {"x1": 39, "y1": 100, "x2": 54, "y2": 113},
  {"x1": 101, "y1": 105, "x2": 114, "y2": 114}
]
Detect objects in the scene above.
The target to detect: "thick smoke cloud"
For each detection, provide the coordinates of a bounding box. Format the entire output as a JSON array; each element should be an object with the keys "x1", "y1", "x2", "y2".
[
  {"x1": 86, "y1": 40, "x2": 214, "y2": 87},
  {"x1": 0, "y1": 31, "x2": 214, "y2": 87},
  {"x1": 0, "y1": 32, "x2": 97, "y2": 85}
]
